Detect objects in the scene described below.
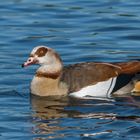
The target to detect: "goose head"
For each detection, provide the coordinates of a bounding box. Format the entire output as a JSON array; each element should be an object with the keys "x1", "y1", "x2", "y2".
[{"x1": 22, "y1": 45, "x2": 63, "y2": 74}]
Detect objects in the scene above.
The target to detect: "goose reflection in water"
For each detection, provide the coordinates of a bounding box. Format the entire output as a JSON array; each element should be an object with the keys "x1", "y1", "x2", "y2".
[
  {"x1": 30, "y1": 95, "x2": 81, "y2": 137},
  {"x1": 30, "y1": 94, "x2": 140, "y2": 138}
]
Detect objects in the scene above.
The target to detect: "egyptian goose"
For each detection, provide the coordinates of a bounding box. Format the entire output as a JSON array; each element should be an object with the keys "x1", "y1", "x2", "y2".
[{"x1": 22, "y1": 45, "x2": 140, "y2": 98}]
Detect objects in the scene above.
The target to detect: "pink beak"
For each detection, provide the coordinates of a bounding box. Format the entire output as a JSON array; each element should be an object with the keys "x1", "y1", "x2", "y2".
[{"x1": 22, "y1": 57, "x2": 38, "y2": 68}]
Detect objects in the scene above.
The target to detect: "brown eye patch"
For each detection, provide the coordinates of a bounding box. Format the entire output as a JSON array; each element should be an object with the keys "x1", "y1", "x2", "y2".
[
  {"x1": 29, "y1": 54, "x2": 34, "y2": 57},
  {"x1": 35, "y1": 47, "x2": 48, "y2": 57}
]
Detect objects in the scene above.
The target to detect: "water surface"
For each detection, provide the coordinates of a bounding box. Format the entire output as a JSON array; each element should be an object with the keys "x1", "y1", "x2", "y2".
[{"x1": 0, "y1": 0, "x2": 140, "y2": 139}]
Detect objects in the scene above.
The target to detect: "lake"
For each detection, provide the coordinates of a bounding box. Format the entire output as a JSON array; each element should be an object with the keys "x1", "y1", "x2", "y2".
[{"x1": 0, "y1": 0, "x2": 140, "y2": 139}]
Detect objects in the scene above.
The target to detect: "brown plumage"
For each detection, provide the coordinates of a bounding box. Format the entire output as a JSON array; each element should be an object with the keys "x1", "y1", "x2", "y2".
[
  {"x1": 36, "y1": 71, "x2": 61, "y2": 79},
  {"x1": 114, "y1": 61, "x2": 140, "y2": 74},
  {"x1": 61, "y1": 61, "x2": 140, "y2": 93},
  {"x1": 61, "y1": 62, "x2": 121, "y2": 93}
]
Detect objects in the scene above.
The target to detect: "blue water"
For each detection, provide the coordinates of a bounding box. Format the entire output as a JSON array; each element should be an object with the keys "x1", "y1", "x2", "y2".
[{"x1": 1, "y1": 0, "x2": 140, "y2": 139}]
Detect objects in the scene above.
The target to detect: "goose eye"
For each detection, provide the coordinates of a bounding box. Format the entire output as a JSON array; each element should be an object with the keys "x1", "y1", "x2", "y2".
[{"x1": 28, "y1": 59, "x2": 31, "y2": 62}]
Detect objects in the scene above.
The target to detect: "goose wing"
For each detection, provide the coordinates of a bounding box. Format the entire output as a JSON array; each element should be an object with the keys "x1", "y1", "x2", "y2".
[{"x1": 61, "y1": 62, "x2": 122, "y2": 93}]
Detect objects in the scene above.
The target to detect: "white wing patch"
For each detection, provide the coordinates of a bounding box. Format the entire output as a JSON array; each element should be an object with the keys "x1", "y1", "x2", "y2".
[{"x1": 69, "y1": 77, "x2": 117, "y2": 99}]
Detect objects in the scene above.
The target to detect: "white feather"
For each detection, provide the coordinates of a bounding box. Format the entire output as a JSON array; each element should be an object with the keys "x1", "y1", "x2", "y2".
[{"x1": 69, "y1": 77, "x2": 117, "y2": 99}]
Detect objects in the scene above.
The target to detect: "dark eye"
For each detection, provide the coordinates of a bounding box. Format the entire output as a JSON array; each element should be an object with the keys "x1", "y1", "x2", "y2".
[{"x1": 28, "y1": 59, "x2": 31, "y2": 62}]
